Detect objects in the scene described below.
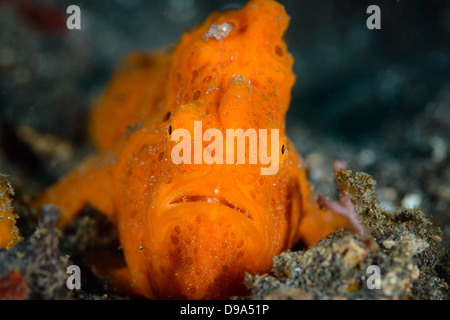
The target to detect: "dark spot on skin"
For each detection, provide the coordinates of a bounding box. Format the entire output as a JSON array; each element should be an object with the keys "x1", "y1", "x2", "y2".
[
  {"x1": 192, "y1": 70, "x2": 198, "y2": 81},
  {"x1": 168, "y1": 125, "x2": 172, "y2": 135},
  {"x1": 158, "y1": 152, "x2": 165, "y2": 161},
  {"x1": 163, "y1": 112, "x2": 171, "y2": 122},
  {"x1": 281, "y1": 144, "x2": 285, "y2": 155},
  {"x1": 238, "y1": 23, "x2": 248, "y2": 34},
  {"x1": 171, "y1": 235, "x2": 179, "y2": 245},
  {"x1": 275, "y1": 45, "x2": 284, "y2": 57},
  {"x1": 193, "y1": 90, "x2": 201, "y2": 101}
]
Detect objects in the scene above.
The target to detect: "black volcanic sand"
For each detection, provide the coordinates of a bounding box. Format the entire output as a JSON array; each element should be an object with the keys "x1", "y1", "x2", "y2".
[{"x1": 0, "y1": 0, "x2": 449, "y2": 299}]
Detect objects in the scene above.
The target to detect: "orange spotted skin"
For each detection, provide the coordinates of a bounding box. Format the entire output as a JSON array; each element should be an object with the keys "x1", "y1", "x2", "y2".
[{"x1": 35, "y1": 0, "x2": 348, "y2": 299}]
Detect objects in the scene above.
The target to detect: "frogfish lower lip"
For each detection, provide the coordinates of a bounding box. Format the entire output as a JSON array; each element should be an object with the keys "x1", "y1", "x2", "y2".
[{"x1": 168, "y1": 195, "x2": 253, "y2": 221}]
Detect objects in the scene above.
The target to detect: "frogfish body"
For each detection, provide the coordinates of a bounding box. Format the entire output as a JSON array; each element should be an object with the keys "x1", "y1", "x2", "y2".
[{"x1": 34, "y1": 0, "x2": 350, "y2": 299}]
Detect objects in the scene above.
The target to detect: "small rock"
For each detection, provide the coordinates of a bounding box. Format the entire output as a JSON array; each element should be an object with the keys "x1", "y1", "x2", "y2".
[
  {"x1": 401, "y1": 193, "x2": 422, "y2": 208},
  {"x1": 429, "y1": 136, "x2": 447, "y2": 164}
]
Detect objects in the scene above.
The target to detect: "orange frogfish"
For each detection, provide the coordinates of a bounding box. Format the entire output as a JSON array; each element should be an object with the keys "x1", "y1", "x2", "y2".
[{"x1": 34, "y1": 0, "x2": 360, "y2": 299}]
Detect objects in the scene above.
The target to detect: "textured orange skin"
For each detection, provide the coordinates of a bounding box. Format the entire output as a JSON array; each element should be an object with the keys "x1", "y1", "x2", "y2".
[{"x1": 35, "y1": 0, "x2": 348, "y2": 299}]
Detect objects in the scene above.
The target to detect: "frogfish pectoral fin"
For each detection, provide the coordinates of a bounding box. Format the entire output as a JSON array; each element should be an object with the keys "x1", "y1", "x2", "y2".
[{"x1": 33, "y1": 152, "x2": 116, "y2": 227}]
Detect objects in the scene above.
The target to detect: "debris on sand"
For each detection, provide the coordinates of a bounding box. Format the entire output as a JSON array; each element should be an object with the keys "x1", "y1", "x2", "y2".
[
  {"x1": 0, "y1": 205, "x2": 70, "y2": 299},
  {"x1": 245, "y1": 169, "x2": 449, "y2": 300}
]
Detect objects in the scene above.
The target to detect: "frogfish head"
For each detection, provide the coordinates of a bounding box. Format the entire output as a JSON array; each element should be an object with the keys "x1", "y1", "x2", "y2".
[
  {"x1": 135, "y1": 0, "x2": 295, "y2": 296},
  {"x1": 141, "y1": 108, "x2": 296, "y2": 299},
  {"x1": 136, "y1": 71, "x2": 294, "y2": 297},
  {"x1": 143, "y1": 167, "x2": 287, "y2": 299}
]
